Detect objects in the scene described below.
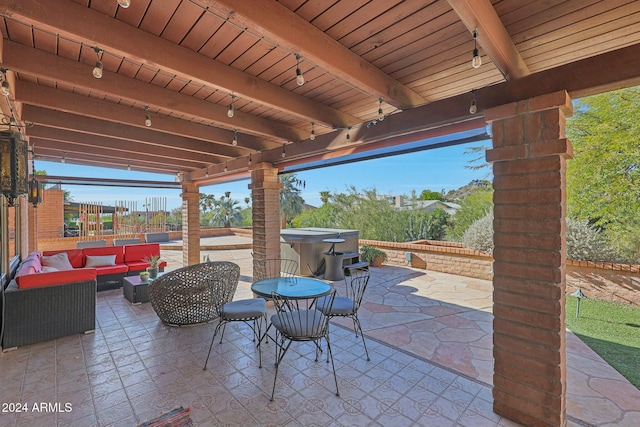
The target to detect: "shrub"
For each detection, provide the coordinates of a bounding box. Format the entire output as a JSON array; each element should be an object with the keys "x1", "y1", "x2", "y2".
[
  {"x1": 360, "y1": 244, "x2": 388, "y2": 264},
  {"x1": 462, "y1": 213, "x2": 620, "y2": 262},
  {"x1": 462, "y1": 210, "x2": 493, "y2": 253},
  {"x1": 566, "y1": 218, "x2": 617, "y2": 262}
]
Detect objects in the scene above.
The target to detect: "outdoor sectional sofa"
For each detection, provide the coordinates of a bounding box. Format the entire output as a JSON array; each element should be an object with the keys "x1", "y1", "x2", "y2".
[
  {"x1": 14, "y1": 243, "x2": 166, "y2": 291},
  {"x1": 0, "y1": 243, "x2": 167, "y2": 350}
]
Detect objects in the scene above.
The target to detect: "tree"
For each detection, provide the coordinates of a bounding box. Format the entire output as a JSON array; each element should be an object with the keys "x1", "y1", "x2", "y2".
[
  {"x1": 446, "y1": 189, "x2": 493, "y2": 241},
  {"x1": 418, "y1": 189, "x2": 445, "y2": 201},
  {"x1": 319, "y1": 191, "x2": 331, "y2": 204},
  {"x1": 211, "y1": 192, "x2": 241, "y2": 228},
  {"x1": 279, "y1": 173, "x2": 304, "y2": 227},
  {"x1": 567, "y1": 86, "x2": 640, "y2": 262}
]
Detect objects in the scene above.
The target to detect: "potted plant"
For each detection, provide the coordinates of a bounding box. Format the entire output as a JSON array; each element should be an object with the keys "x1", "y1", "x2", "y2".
[
  {"x1": 139, "y1": 271, "x2": 150, "y2": 282},
  {"x1": 143, "y1": 254, "x2": 161, "y2": 279},
  {"x1": 360, "y1": 244, "x2": 387, "y2": 267}
]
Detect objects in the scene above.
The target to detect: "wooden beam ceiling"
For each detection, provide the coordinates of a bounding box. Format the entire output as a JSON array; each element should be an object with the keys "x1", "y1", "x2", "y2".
[
  {"x1": 3, "y1": 0, "x2": 361, "y2": 129},
  {"x1": 447, "y1": 0, "x2": 530, "y2": 80},
  {"x1": 202, "y1": 0, "x2": 427, "y2": 109}
]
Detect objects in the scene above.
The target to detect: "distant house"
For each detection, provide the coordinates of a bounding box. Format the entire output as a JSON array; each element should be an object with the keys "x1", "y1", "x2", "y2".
[{"x1": 387, "y1": 195, "x2": 460, "y2": 216}]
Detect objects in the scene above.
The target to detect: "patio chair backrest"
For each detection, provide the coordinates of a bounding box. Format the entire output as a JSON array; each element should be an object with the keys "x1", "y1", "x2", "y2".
[
  {"x1": 271, "y1": 290, "x2": 335, "y2": 341},
  {"x1": 253, "y1": 258, "x2": 298, "y2": 281},
  {"x1": 346, "y1": 274, "x2": 369, "y2": 311}
]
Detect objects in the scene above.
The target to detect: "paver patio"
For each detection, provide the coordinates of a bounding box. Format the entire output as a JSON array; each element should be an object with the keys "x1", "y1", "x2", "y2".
[{"x1": 1, "y1": 236, "x2": 638, "y2": 426}]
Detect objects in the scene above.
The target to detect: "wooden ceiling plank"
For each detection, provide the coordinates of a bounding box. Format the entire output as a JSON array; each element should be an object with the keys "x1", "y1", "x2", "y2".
[
  {"x1": 160, "y1": 0, "x2": 206, "y2": 44},
  {"x1": 202, "y1": 0, "x2": 426, "y2": 109},
  {"x1": 3, "y1": 0, "x2": 360, "y2": 128},
  {"x1": 139, "y1": 0, "x2": 182, "y2": 36},
  {"x1": 3, "y1": 41, "x2": 304, "y2": 141},
  {"x1": 446, "y1": 0, "x2": 530, "y2": 80}
]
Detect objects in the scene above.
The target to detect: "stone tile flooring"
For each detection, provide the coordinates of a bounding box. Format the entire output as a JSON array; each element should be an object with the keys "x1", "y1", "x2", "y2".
[{"x1": 1, "y1": 239, "x2": 639, "y2": 426}]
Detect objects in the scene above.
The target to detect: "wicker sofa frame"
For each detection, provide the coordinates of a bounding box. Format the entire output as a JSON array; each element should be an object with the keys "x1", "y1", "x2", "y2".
[
  {"x1": 1, "y1": 279, "x2": 96, "y2": 350},
  {"x1": 148, "y1": 261, "x2": 240, "y2": 326}
]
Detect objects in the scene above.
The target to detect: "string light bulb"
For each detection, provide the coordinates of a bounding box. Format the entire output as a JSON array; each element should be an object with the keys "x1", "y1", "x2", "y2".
[
  {"x1": 469, "y1": 90, "x2": 477, "y2": 114},
  {"x1": 346, "y1": 127, "x2": 351, "y2": 141},
  {"x1": 248, "y1": 153, "x2": 252, "y2": 165},
  {"x1": 232, "y1": 129, "x2": 238, "y2": 146},
  {"x1": 117, "y1": 0, "x2": 131, "y2": 8},
  {"x1": 92, "y1": 47, "x2": 104, "y2": 79},
  {"x1": 144, "y1": 105, "x2": 151, "y2": 127},
  {"x1": 127, "y1": 161, "x2": 131, "y2": 171},
  {"x1": 310, "y1": 122, "x2": 315, "y2": 141},
  {"x1": 227, "y1": 94, "x2": 235, "y2": 118},
  {"x1": 281, "y1": 146, "x2": 286, "y2": 158},
  {"x1": 224, "y1": 163, "x2": 228, "y2": 172},
  {"x1": 61, "y1": 152, "x2": 66, "y2": 163},
  {"x1": 472, "y1": 30, "x2": 482, "y2": 69},
  {"x1": 295, "y1": 53, "x2": 305, "y2": 86},
  {"x1": 378, "y1": 98, "x2": 384, "y2": 121}
]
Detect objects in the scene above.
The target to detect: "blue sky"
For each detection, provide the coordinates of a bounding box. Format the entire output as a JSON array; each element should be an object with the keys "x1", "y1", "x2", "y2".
[{"x1": 37, "y1": 139, "x2": 491, "y2": 211}]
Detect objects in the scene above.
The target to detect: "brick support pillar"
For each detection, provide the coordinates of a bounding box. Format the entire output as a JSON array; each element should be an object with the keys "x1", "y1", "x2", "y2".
[
  {"x1": 249, "y1": 163, "x2": 282, "y2": 275},
  {"x1": 485, "y1": 91, "x2": 573, "y2": 427},
  {"x1": 181, "y1": 181, "x2": 200, "y2": 266}
]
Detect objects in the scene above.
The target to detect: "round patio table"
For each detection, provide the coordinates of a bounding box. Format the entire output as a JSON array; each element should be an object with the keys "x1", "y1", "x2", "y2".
[{"x1": 251, "y1": 276, "x2": 332, "y2": 299}]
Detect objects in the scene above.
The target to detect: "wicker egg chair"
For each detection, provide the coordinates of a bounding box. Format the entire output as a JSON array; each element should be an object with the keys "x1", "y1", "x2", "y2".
[{"x1": 148, "y1": 261, "x2": 240, "y2": 326}]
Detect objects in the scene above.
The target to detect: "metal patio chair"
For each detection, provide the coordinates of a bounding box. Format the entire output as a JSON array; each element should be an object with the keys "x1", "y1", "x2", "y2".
[{"x1": 269, "y1": 289, "x2": 338, "y2": 401}]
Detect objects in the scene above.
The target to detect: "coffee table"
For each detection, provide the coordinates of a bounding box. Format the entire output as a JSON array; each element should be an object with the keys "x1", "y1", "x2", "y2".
[{"x1": 123, "y1": 275, "x2": 156, "y2": 304}]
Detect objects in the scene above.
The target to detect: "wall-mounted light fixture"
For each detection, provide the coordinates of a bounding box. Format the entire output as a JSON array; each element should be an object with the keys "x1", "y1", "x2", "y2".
[
  {"x1": 0, "y1": 131, "x2": 29, "y2": 207},
  {"x1": 28, "y1": 147, "x2": 42, "y2": 208}
]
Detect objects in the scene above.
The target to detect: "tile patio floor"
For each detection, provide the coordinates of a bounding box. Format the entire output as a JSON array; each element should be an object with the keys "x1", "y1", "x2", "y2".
[{"x1": 1, "y1": 236, "x2": 638, "y2": 426}]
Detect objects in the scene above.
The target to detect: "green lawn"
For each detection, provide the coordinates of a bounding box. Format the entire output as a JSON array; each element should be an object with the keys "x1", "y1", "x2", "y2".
[{"x1": 565, "y1": 296, "x2": 640, "y2": 389}]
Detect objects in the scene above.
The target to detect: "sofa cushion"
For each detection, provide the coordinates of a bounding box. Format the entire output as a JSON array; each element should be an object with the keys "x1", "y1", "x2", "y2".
[
  {"x1": 124, "y1": 243, "x2": 161, "y2": 263},
  {"x1": 94, "y1": 264, "x2": 129, "y2": 275},
  {"x1": 41, "y1": 252, "x2": 74, "y2": 271},
  {"x1": 42, "y1": 249, "x2": 84, "y2": 268},
  {"x1": 85, "y1": 255, "x2": 117, "y2": 267},
  {"x1": 126, "y1": 260, "x2": 168, "y2": 272},
  {"x1": 16, "y1": 267, "x2": 97, "y2": 289},
  {"x1": 83, "y1": 246, "x2": 125, "y2": 265}
]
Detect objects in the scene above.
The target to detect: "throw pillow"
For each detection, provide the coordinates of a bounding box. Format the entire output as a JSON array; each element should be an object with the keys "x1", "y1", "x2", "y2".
[
  {"x1": 41, "y1": 266, "x2": 60, "y2": 273},
  {"x1": 41, "y1": 252, "x2": 74, "y2": 271},
  {"x1": 85, "y1": 255, "x2": 117, "y2": 267}
]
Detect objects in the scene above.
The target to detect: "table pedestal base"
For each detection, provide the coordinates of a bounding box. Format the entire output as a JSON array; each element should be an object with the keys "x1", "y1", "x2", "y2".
[{"x1": 323, "y1": 252, "x2": 344, "y2": 281}]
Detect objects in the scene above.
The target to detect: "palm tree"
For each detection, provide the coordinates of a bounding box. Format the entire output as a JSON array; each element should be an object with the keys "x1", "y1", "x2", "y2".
[
  {"x1": 212, "y1": 193, "x2": 241, "y2": 228},
  {"x1": 279, "y1": 173, "x2": 304, "y2": 228},
  {"x1": 319, "y1": 191, "x2": 331, "y2": 204}
]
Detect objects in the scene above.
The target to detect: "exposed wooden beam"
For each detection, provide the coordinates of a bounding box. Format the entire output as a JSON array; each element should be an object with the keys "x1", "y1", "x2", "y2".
[
  {"x1": 2, "y1": 41, "x2": 303, "y2": 142},
  {"x1": 202, "y1": 0, "x2": 426, "y2": 109},
  {"x1": 447, "y1": 0, "x2": 530, "y2": 80},
  {"x1": 3, "y1": 0, "x2": 361, "y2": 128},
  {"x1": 22, "y1": 105, "x2": 240, "y2": 160},
  {"x1": 28, "y1": 126, "x2": 223, "y2": 166},
  {"x1": 16, "y1": 81, "x2": 277, "y2": 153},
  {"x1": 222, "y1": 42, "x2": 640, "y2": 175},
  {"x1": 34, "y1": 146, "x2": 181, "y2": 175}
]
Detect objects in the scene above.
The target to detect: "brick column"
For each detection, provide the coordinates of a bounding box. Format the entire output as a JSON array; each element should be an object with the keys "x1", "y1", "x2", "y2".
[
  {"x1": 181, "y1": 181, "x2": 200, "y2": 266},
  {"x1": 485, "y1": 91, "x2": 573, "y2": 427},
  {"x1": 249, "y1": 163, "x2": 282, "y2": 274}
]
